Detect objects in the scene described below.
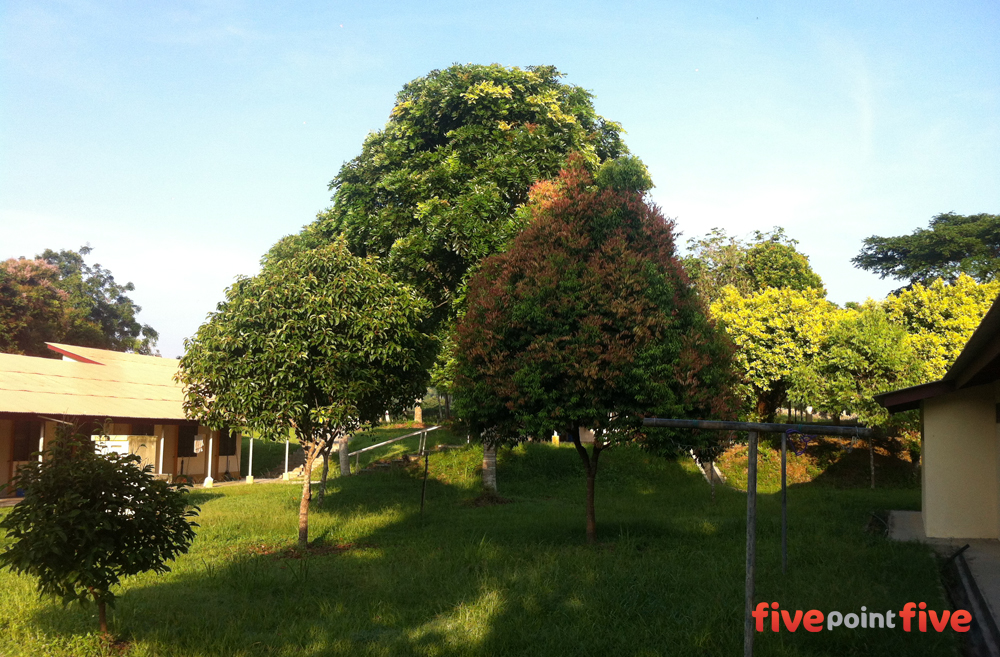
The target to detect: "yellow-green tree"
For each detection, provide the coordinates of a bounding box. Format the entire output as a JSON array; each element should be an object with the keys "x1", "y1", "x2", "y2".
[
  {"x1": 882, "y1": 274, "x2": 1000, "y2": 382},
  {"x1": 710, "y1": 286, "x2": 836, "y2": 421},
  {"x1": 788, "y1": 305, "x2": 922, "y2": 427}
]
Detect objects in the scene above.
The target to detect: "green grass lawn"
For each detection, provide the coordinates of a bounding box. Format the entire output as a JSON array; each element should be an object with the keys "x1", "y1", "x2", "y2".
[{"x1": 0, "y1": 441, "x2": 957, "y2": 656}]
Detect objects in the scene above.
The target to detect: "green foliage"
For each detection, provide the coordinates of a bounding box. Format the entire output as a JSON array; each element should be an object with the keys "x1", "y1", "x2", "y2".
[
  {"x1": 180, "y1": 239, "x2": 435, "y2": 545},
  {"x1": 39, "y1": 247, "x2": 159, "y2": 354},
  {"x1": 0, "y1": 247, "x2": 158, "y2": 357},
  {"x1": 788, "y1": 305, "x2": 923, "y2": 427},
  {"x1": 0, "y1": 258, "x2": 69, "y2": 356},
  {"x1": 710, "y1": 286, "x2": 836, "y2": 421},
  {"x1": 684, "y1": 227, "x2": 824, "y2": 302},
  {"x1": 853, "y1": 212, "x2": 1000, "y2": 285},
  {"x1": 179, "y1": 239, "x2": 434, "y2": 441},
  {"x1": 454, "y1": 156, "x2": 736, "y2": 451},
  {"x1": 882, "y1": 274, "x2": 1000, "y2": 381},
  {"x1": 594, "y1": 155, "x2": 653, "y2": 193},
  {"x1": 267, "y1": 63, "x2": 627, "y2": 328},
  {"x1": 0, "y1": 428, "x2": 198, "y2": 630},
  {"x1": 745, "y1": 234, "x2": 824, "y2": 292}
]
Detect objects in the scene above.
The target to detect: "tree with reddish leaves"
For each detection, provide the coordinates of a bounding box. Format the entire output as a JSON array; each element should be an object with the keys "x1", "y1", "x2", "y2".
[{"x1": 454, "y1": 155, "x2": 737, "y2": 543}]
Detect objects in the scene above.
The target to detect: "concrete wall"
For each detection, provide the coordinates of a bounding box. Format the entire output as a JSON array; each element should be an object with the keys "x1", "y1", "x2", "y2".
[{"x1": 922, "y1": 382, "x2": 1000, "y2": 539}]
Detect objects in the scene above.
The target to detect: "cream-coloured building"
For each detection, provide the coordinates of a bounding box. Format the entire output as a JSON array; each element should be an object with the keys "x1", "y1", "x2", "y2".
[
  {"x1": 876, "y1": 294, "x2": 1000, "y2": 539},
  {"x1": 0, "y1": 343, "x2": 240, "y2": 496}
]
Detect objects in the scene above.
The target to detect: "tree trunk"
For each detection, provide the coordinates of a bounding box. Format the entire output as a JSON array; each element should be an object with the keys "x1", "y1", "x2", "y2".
[
  {"x1": 569, "y1": 426, "x2": 602, "y2": 545},
  {"x1": 316, "y1": 444, "x2": 331, "y2": 505},
  {"x1": 869, "y1": 438, "x2": 875, "y2": 489},
  {"x1": 338, "y1": 434, "x2": 351, "y2": 476},
  {"x1": 482, "y1": 443, "x2": 497, "y2": 493},
  {"x1": 585, "y1": 466, "x2": 597, "y2": 543},
  {"x1": 298, "y1": 451, "x2": 314, "y2": 550},
  {"x1": 98, "y1": 599, "x2": 108, "y2": 635}
]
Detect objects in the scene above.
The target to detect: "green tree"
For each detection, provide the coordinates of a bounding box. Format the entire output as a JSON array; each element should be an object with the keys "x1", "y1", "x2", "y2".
[
  {"x1": 454, "y1": 157, "x2": 736, "y2": 543},
  {"x1": 684, "y1": 227, "x2": 824, "y2": 302},
  {"x1": 852, "y1": 212, "x2": 1000, "y2": 285},
  {"x1": 178, "y1": 240, "x2": 434, "y2": 549},
  {"x1": 710, "y1": 286, "x2": 836, "y2": 421},
  {"x1": 882, "y1": 274, "x2": 1000, "y2": 381},
  {"x1": 0, "y1": 258, "x2": 70, "y2": 356},
  {"x1": 39, "y1": 246, "x2": 159, "y2": 354},
  {"x1": 0, "y1": 427, "x2": 198, "y2": 635},
  {"x1": 268, "y1": 63, "x2": 628, "y2": 328},
  {"x1": 788, "y1": 305, "x2": 922, "y2": 428}
]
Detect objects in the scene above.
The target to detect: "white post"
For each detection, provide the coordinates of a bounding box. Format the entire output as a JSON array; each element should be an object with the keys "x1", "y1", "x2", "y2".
[
  {"x1": 158, "y1": 426, "x2": 165, "y2": 474},
  {"x1": 203, "y1": 431, "x2": 215, "y2": 488},
  {"x1": 246, "y1": 435, "x2": 255, "y2": 484},
  {"x1": 282, "y1": 439, "x2": 290, "y2": 480},
  {"x1": 38, "y1": 423, "x2": 44, "y2": 463}
]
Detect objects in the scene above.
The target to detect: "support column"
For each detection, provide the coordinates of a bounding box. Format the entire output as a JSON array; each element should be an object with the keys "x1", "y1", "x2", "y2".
[
  {"x1": 203, "y1": 431, "x2": 215, "y2": 488},
  {"x1": 38, "y1": 423, "x2": 44, "y2": 463},
  {"x1": 158, "y1": 426, "x2": 165, "y2": 474},
  {"x1": 246, "y1": 435, "x2": 255, "y2": 484},
  {"x1": 282, "y1": 439, "x2": 290, "y2": 481}
]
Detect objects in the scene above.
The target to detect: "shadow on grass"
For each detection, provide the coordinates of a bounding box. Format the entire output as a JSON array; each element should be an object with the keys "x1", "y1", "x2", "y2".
[
  {"x1": 182, "y1": 490, "x2": 225, "y2": 507},
  {"x1": 24, "y1": 444, "x2": 953, "y2": 657}
]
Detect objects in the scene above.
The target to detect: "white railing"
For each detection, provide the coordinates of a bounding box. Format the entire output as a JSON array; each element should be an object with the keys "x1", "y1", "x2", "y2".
[{"x1": 347, "y1": 426, "x2": 441, "y2": 471}]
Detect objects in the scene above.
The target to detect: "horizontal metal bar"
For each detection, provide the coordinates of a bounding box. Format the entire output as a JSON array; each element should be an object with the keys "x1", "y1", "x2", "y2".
[
  {"x1": 642, "y1": 417, "x2": 872, "y2": 438},
  {"x1": 348, "y1": 426, "x2": 441, "y2": 457}
]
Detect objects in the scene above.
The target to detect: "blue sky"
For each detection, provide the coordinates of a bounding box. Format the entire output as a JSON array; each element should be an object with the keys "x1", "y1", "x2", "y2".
[{"x1": 2, "y1": 0, "x2": 998, "y2": 357}]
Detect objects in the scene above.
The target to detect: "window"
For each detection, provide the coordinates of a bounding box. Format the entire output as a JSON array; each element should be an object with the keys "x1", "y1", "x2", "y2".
[
  {"x1": 177, "y1": 426, "x2": 197, "y2": 457},
  {"x1": 131, "y1": 423, "x2": 155, "y2": 436},
  {"x1": 12, "y1": 421, "x2": 41, "y2": 461},
  {"x1": 219, "y1": 428, "x2": 238, "y2": 457}
]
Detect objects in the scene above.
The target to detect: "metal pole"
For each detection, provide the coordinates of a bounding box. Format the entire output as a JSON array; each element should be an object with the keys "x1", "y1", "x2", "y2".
[
  {"x1": 710, "y1": 456, "x2": 716, "y2": 502},
  {"x1": 781, "y1": 431, "x2": 788, "y2": 575},
  {"x1": 744, "y1": 431, "x2": 758, "y2": 657},
  {"x1": 643, "y1": 417, "x2": 872, "y2": 438},
  {"x1": 420, "y1": 450, "x2": 430, "y2": 514}
]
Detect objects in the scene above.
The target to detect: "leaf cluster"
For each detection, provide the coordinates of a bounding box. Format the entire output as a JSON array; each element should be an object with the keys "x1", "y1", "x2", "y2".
[
  {"x1": 178, "y1": 239, "x2": 435, "y2": 444},
  {"x1": 0, "y1": 428, "x2": 198, "y2": 608},
  {"x1": 266, "y1": 64, "x2": 628, "y2": 328},
  {"x1": 710, "y1": 286, "x2": 835, "y2": 421},
  {"x1": 788, "y1": 305, "x2": 923, "y2": 427},
  {"x1": 852, "y1": 212, "x2": 1000, "y2": 285},
  {"x1": 0, "y1": 246, "x2": 158, "y2": 357},
  {"x1": 684, "y1": 227, "x2": 824, "y2": 302},
  {"x1": 881, "y1": 274, "x2": 1000, "y2": 381},
  {"x1": 454, "y1": 156, "x2": 736, "y2": 453},
  {"x1": 39, "y1": 247, "x2": 160, "y2": 355}
]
